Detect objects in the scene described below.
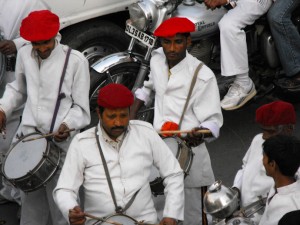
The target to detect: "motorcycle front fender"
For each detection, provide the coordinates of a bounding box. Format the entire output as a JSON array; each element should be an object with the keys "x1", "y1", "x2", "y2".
[{"x1": 91, "y1": 51, "x2": 144, "y2": 74}]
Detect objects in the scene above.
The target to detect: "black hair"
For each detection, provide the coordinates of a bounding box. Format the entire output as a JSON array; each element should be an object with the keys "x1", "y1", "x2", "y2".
[
  {"x1": 263, "y1": 135, "x2": 300, "y2": 176},
  {"x1": 98, "y1": 106, "x2": 105, "y2": 116}
]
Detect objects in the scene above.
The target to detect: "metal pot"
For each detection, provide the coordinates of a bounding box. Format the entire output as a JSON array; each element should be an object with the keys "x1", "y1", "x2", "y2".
[
  {"x1": 225, "y1": 217, "x2": 257, "y2": 225},
  {"x1": 203, "y1": 180, "x2": 239, "y2": 219}
]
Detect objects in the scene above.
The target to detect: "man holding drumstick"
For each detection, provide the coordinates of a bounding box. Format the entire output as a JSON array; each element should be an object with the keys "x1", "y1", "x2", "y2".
[
  {"x1": 0, "y1": 10, "x2": 90, "y2": 225},
  {"x1": 54, "y1": 83, "x2": 184, "y2": 225},
  {"x1": 130, "y1": 17, "x2": 223, "y2": 225}
]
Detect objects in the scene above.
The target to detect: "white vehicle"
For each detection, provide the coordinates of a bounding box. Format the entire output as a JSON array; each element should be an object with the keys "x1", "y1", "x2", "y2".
[{"x1": 43, "y1": 0, "x2": 137, "y2": 64}]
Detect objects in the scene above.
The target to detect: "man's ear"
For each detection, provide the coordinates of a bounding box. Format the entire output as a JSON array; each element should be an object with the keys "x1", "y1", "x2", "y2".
[
  {"x1": 96, "y1": 107, "x2": 101, "y2": 120},
  {"x1": 187, "y1": 35, "x2": 192, "y2": 47}
]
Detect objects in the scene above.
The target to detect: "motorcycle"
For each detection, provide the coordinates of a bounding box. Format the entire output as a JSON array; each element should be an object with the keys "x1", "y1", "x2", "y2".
[{"x1": 88, "y1": 0, "x2": 300, "y2": 127}]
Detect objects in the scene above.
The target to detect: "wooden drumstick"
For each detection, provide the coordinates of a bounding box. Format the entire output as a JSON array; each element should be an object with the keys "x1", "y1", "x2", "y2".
[
  {"x1": 158, "y1": 129, "x2": 211, "y2": 135},
  {"x1": 84, "y1": 213, "x2": 122, "y2": 225},
  {"x1": 22, "y1": 128, "x2": 76, "y2": 142}
]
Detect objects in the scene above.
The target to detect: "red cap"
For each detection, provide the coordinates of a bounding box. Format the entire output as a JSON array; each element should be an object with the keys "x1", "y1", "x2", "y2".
[
  {"x1": 20, "y1": 10, "x2": 59, "y2": 42},
  {"x1": 154, "y1": 17, "x2": 195, "y2": 37},
  {"x1": 256, "y1": 101, "x2": 296, "y2": 126},
  {"x1": 97, "y1": 83, "x2": 134, "y2": 109}
]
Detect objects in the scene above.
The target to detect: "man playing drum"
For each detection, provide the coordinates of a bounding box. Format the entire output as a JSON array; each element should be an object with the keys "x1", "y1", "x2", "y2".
[
  {"x1": 0, "y1": 0, "x2": 48, "y2": 205},
  {"x1": 130, "y1": 17, "x2": 223, "y2": 225},
  {"x1": 0, "y1": 10, "x2": 90, "y2": 225},
  {"x1": 232, "y1": 101, "x2": 299, "y2": 224},
  {"x1": 53, "y1": 83, "x2": 184, "y2": 225}
]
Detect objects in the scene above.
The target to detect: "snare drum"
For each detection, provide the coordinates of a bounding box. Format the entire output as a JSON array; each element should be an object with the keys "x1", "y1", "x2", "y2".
[
  {"x1": 93, "y1": 214, "x2": 138, "y2": 225},
  {"x1": 1, "y1": 132, "x2": 61, "y2": 192},
  {"x1": 149, "y1": 136, "x2": 193, "y2": 196}
]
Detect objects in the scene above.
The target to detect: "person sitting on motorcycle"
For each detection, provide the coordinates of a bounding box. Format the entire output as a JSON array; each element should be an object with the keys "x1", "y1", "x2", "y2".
[
  {"x1": 130, "y1": 17, "x2": 223, "y2": 225},
  {"x1": 204, "y1": 0, "x2": 273, "y2": 110},
  {"x1": 267, "y1": 0, "x2": 300, "y2": 90}
]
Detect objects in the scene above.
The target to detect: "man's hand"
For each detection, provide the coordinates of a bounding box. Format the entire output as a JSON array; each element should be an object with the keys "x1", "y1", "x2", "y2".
[
  {"x1": 183, "y1": 127, "x2": 207, "y2": 147},
  {"x1": 204, "y1": 0, "x2": 228, "y2": 9},
  {"x1": 159, "y1": 217, "x2": 178, "y2": 225},
  {"x1": 53, "y1": 123, "x2": 70, "y2": 142},
  {"x1": 69, "y1": 206, "x2": 86, "y2": 225},
  {"x1": 0, "y1": 40, "x2": 17, "y2": 55},
  {"x1": 0, "y1": 110, "x2": 6, "y2": 133}
]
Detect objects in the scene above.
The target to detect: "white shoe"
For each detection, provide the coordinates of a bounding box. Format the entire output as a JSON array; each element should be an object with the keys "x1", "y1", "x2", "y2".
[{"x1": 221, "y1": 80, "x2": 257, "y2": 110}]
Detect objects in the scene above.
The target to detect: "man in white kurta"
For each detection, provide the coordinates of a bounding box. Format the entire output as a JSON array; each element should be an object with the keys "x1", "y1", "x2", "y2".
[
  {"x1": 258, "y1": 135, "x2": 300, "y2": 225},
  {"x1": 0, "y1": 0, "x2": 48, "y2": 204},
  {"x1": 54, "y1": 83, "x2": 184, "y2": 225},
  {"x1": 131, "y1": 18, "x2": 223, "y2": 225},
  {"x1": 0, "y1": 10, "x2": 90, "y2": 225},
  {"x1": 204, "y1": 0, "x2": 272, "y2": 110},
  {"x1": 233, "y1": 100, "x2": 297, "y2": 224}
]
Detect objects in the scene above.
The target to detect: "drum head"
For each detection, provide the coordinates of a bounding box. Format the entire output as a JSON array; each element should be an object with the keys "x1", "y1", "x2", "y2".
[
  {"x1": 3, "y1": 134, "x2": 48, "y2": 179},
  {"x1": 96, "y1": 214, "x2": 137, "y2": 225}
]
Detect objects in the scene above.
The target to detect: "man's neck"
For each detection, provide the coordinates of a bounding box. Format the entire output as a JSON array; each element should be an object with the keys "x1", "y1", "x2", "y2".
[{"x1": 274, "y1": 174, "x2": 296, "y2": 188}]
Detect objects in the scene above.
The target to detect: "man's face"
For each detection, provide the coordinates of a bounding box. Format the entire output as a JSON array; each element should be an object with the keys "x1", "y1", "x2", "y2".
[
  {"x1": 32, "y1": 38, "x2": 55, "y2": 59},
  {"x1": 261, "y1": 126, "x2": 280, "y2": 140},
  {"x1": 98, "y1": 107, "x2": 130, "y2": 140},
  {"x1": 160, "y1": 34, "x2": 191, "y2": 67}
]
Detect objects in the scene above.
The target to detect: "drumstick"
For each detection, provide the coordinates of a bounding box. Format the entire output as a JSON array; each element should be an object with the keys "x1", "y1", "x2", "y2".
[
  {"x1": 22, "y1": 128, "x2": 76, "y2": 142},
  {"x1": 84, "y1": 213, "x2": 122, "y2": 225},
  {"x1": 158, "y1": 129, "x2": 211, "y2": 135}
]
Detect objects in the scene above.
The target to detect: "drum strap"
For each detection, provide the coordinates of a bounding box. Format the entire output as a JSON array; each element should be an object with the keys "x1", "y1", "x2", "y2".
[
  {"x1": 178, "y1": 62, "x2": 203, "y2": 129},
  {"x1": 49, "y1": 47, "x2": 72, "y2": 133},
  {"x1": 201, "y1": 186, "x2": 208, "y2": 225},
  {"x1": 95, "y1": 126, "x2": 140, "y2": 214}
]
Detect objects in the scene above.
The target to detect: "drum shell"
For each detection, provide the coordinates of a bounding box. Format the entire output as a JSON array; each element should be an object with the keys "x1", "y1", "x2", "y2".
[{"x1": 1, "y1": 133, "x2": 61, "y2": 192}]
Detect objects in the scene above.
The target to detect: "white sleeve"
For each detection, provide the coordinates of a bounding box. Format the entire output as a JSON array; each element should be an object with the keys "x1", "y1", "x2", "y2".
[
  {"x1": 151, "y1": 131, "x2": 184, "y2": 221},
  {"x1": 232, "y1": 141, "x2": 252, "y2": 189},
  {"x1": 53, "y1": 135, "x2": 85, "y2": 221},
  {"x1": 193, "y1": 74, "x2": 223, "y2": 141},
  {"x1": 63, "y1": 55, "x2": 91, "y2": 130}
]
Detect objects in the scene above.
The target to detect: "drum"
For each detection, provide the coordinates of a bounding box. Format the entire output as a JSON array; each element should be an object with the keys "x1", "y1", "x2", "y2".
[
  {"x1": 1, "y1": 132, "x2": 61, "y2": 192},
  {"x1": 94, "y1": 214, "x2": 138, "y2": 225},
  {"x1": 149, "y1": 136, "x2": 193, "y2": 196},
  {"x1": 225, "y1": 217, "x2": 257, "y2": 225}
]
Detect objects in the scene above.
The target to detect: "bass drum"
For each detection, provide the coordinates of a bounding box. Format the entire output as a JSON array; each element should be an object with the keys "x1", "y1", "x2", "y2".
[{"x1": 88, "y1": 61, "x2": 154, "y2": 129}]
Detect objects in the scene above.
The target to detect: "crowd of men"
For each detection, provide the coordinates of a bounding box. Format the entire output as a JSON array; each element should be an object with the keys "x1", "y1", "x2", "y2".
[{"x1": 0, "y1": 0, "x2": 300, "y2": 225}]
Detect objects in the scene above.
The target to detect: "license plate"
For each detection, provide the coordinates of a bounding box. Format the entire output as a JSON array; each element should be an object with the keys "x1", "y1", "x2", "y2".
[{"x1": 125, "y1": 23, "x2": 156, "y2": 48}]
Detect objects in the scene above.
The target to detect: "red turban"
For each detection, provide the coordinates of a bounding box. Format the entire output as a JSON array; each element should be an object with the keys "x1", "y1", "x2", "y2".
[
  {"x1": 154, "y1": 17, "x2": 195, "y2": 37},
  {"x1": 20, "y1": 10, "x2": 59, "y2": 42},
  {"x1": 256, "y1": 101, "x2": 296, "y2": 126},
  {"x1": 97, "y1": 83, "x2": 134, "y2": 109}
]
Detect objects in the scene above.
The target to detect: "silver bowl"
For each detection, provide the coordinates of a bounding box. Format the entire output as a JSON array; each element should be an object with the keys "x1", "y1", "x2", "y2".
[{"x1": 203, "y1": 180, "x2": 239, "y2": 219}]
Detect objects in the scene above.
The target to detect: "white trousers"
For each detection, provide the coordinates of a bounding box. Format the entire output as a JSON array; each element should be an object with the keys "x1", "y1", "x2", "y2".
[
  {"x1": 153, "y1": 187, "x2": 210, "y2": 225},
  {"x1": 20, "y1": 172, "x2": 68, "y2": 225},
  {"x1": 219, "y1": 0, "x2": 273, "y2": 76},
  {"x1": 0, "y1": 107, "x2": 22, "y2": 204}
]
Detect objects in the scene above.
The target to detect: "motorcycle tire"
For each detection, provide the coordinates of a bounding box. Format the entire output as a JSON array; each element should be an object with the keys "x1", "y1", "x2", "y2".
[
  {"x1": 87, "y1": 62, "x2": 154, "y2": 129},
  {"x1": 61, "y1": 20, "x2": 129, "y2": 66}
]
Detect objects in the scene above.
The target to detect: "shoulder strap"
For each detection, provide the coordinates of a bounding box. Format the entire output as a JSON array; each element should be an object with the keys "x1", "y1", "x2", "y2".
[
  {"x1": 49, "y1": 47, "x2": 72, "y2": 133},
  {"x1": 94, "y1": 126, "x2": 140, "y2": 214},
  {"x1": 178, "y1": 62, "x2": 203, "y2": 129}
]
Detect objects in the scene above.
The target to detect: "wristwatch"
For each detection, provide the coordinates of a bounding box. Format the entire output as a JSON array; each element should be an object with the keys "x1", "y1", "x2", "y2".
[{"x1": 224, "y1": 0, "x2": 238, "y2": 9}]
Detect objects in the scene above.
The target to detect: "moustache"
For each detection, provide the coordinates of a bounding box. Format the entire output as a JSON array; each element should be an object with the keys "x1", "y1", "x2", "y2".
[{"x1": 112, "y1": 126, "x2": 125, "y2": 131}]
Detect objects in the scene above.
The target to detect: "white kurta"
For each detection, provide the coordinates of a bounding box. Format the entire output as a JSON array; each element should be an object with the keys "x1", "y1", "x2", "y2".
[
  {"x1": 0, "y1": 37, "x2": 90, "y2": 225},
  {"x1": 233, "y1": 134, "x2": 273, "y2": 223},
  {"x1": 0, "y1": 39, "x2": 91, "y2": 150},
  {"x1": 54, "y1": 120, "x2": 184, "y2": 225},
  {"x1": 136, "y1": 47, "x2": 223, "y2": 187},
  {"x1": 0, "y1": 0, "x2": 49, "y2": 205},
  {"x1": 258, "y1": 180, "x2": 300, "y2": 225}
]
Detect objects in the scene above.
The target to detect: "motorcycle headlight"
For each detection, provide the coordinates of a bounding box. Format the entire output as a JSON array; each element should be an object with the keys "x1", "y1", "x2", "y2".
[{"x1": 129, "y1": 2, "x2": 157, "y2": 31}]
